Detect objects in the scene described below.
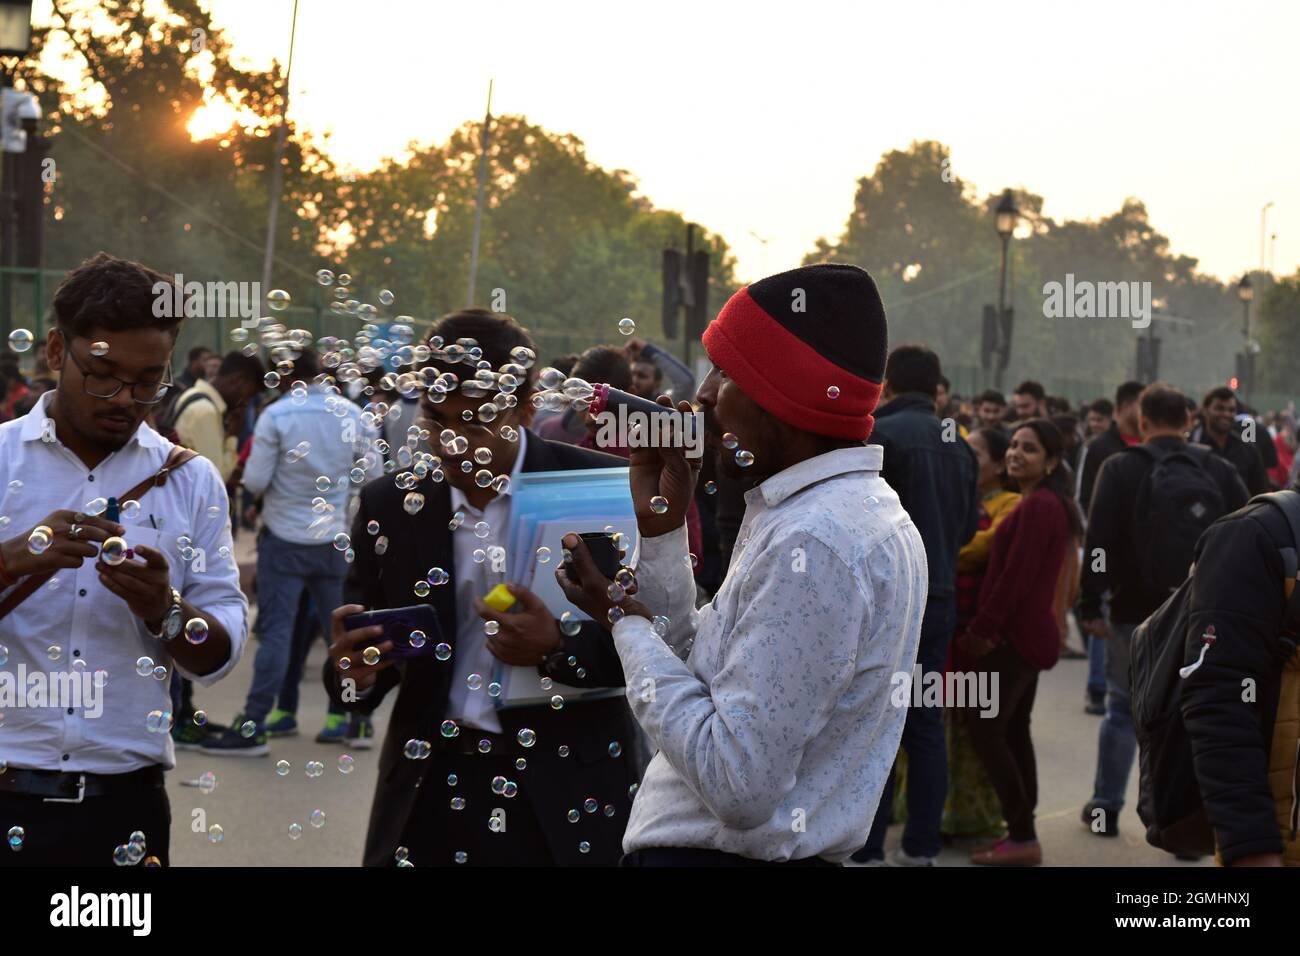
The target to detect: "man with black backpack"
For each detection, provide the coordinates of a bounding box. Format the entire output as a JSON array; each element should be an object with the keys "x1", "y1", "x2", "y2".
[
  {"x1": 1133, "y1": 489, "x2": 1300, "y2": 865},
  {"x1": 1078, "y1": 383, "x2": 1248, "y2": 837}
]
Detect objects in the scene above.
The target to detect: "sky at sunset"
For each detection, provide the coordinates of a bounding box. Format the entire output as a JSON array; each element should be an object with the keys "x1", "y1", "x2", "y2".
[{"x1": 43, "y1": 0, "x2": 1300, "y2": 285}]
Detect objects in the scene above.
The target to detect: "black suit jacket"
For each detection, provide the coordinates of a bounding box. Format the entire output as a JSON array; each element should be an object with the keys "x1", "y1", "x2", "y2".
[{"x1": 322, "y1": 432, "x2": 642, "y2": 866}]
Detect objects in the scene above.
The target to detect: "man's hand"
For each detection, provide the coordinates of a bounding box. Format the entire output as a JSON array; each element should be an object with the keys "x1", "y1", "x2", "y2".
[
  {"x1": 97, "y1": 544, "x2": 172, "y2": 630},
  {"x1": 628, "y1": 396, "x2": 701, "y2": 539},
  {"x1": 623, "y1": 337, "x2": 647, "y2": 362},
  {"x1": 555, "y1": 533, "x2": 652, "y2": 633},
  {"x1": 474, "y1": 584, "x2": 562, "y2": 666},
  {"x1": 1, "y1": 510, "x2": 125, "y2": 580},
  {"x1": 1080, "y1": 618, "x2": 1110, "y2": 639},
  {"x1": 327, "y1": 604, "x2": 393, "y2": 692}
]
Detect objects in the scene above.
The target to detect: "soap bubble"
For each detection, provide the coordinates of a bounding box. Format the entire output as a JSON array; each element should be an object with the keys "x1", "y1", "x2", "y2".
[
  {"x1": 403, "y1": 492, "x2": 425, "y2": 515},
  {"x1": 288, "y1": 823, "x2": 303, "y2": 840},
  {"x1": 517, "y1": 728, "x2": 536, "y2": 747},
  {"x1": 310, "y1": 809, "x2": 326, "y2": 828},
  {"x1": 239, "y1": 720, "x2": 257, "y2": 738},
  {"x1": 413, "y1": 580, "x2": 431, "y2": 598},
  {"x1": 608, "y1": 741, "x2": 623, "y2": 757},
  {"x1": 184, "y1": 617, "x2": 209, "y2": 645},
  {"x1": 736, "y1": 450, "x2": 755, "y2": 467},
  {"x1": 409, "y1": 629, "x2": 426, "y2": 648},
  {"x1": 550, "y1": 695, "x2": 565, "y2": 710},
  {"x1": 649, "y1": 496, "x2": 669, "y2": 515},
  {"x1": 207, "y1": 824, "x2": 224, "y2": 844},
  {"x1": 333, "y1": 532, "x2": 351, "y2": 551},
  {"x1": 440, "y1": 719, "x2": 459, "y2": 738},
  {"x1": 535, "y1": 546, "x2": 551, "y2": 564},
  {"x1": 378, "y1": 290, "x2": 394, "y2": 306},
  {"x1": 276, "y1": 760, "x2": 291, "y2": 777},
  {"x1": 827, "y1": 385, "x2": 841, "y2": 399},
  {"x1": 722, "y1": 433, "x2": 738, "y2": 449},
  {"x1": 366, "y1": 520, "x2": 380, "y2": 535},
  {"x1": 198, "y1": 771, "x2": 217, "y2": 794},
  {"x1": 559, "y1": 612, "x2": 581, "y2": 636},
  {"x1": 135, "y1": 656, "x2": 154, "y2": 677},
  {"x1": 362, "y1": 646, "x2": 381, "y2": 666},
  {"x1": 435, "y1": 643, "x2": 452, "y2": 661},
  {"x1": 316, "y1": 269, "x2": 334, "y2": 286},
  {"x1": 466, "y1": 673, "x2": 482, "y2": 691},
  {"x1": 473, "y1": 520, "x2": 490, "y2": 539},
  {"x1": 8, "y1": 329, "x2": 34, "y2": 352},
  {"x1": 704, "y1": 481, "x2": 717, "y2": 494},
  {"x1": 90, "y1": 341, "x2": 109, "y2": 357},
  {"x1": 267, "y1": 289, "x2": 291, "y2": 311},
  {"x1": 618, "y1": 317, "x2": 635, "y2": 335},
  {"x1": 264, "y1": 371, "x2": 281, "y2": 389}
]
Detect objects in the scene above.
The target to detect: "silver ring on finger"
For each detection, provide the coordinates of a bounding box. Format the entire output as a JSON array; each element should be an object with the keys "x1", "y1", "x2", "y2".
[{"x1": 68, "y1": 524, "x2": 83, "y2": 541}]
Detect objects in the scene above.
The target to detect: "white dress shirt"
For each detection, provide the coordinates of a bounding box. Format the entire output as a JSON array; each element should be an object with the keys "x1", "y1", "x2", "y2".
[
  {"x1": 0, "y1": 391, "x2": 248, "y2": 774},
  {"x1": 445, "y1": 428, "x2": 529, "y2": 734},
  {"x1": 612, "y1": 445, "x2": 928, "y2": 863},
  {"x1": 241, "y1": 385, "x2": 375, "y2": 546}
]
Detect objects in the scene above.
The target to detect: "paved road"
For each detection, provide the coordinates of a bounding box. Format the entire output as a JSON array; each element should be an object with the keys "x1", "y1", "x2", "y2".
[{"x1": 170, "y1": 543, "x2": 1204, "y2": 867}]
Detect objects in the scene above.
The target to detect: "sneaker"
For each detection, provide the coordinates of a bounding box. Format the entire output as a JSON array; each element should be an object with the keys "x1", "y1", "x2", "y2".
[
  {"x1": 1085, "y1": 692, "x2": 1106, "y2": 715},
  {"x1": 315, "y1": 713, "x2": 350, "y2": 745},
  {"x1": 346, "y1": 715, "x2": 375, "y2": 750},
  {"x1": 200, "y1": 715, "x2": 269, "y2": 757},
  {"x1": 264, "y1": 709, "x2": 299, "y2": 737},
  {"x1": 1081, "y1": 803, "x2": 1120, "y2": 836},
  {"x1": 970, "y1": 838, "x2": 1042, "y2": 866},
  {"x1": 888, "y1": 846, "x2": 936, "y2": 867},
  {"x1": 171, "y1": 719, "x2": 209, "y2": 752}
]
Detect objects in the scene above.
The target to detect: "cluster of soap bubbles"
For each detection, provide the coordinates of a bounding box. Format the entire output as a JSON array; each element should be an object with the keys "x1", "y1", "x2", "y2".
[{"x1": 112, "y1": 830, "x2": 155, "y2": 866}]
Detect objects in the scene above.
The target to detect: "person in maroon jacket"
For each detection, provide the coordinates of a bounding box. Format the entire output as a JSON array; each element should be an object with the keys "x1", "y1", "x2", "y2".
[{"x1": 957, "y1": 418, "x2": 1083, "y2": 866}]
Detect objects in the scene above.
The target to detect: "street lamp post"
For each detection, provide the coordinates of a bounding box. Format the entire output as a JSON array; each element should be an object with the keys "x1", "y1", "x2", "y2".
[
  {"x1": 993, "y1": 189, "x2": 1018, "y2": 389},
  {"x1": 0, "y1": 0, "x2": 33, "y2": 343},
  {"x1": 1237, "y1": 275, "x2": 1254, "y2": 396}
]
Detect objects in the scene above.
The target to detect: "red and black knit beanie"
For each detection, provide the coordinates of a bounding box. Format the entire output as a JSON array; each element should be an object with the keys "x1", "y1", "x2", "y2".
[{"x1": 702, "y1": 263, "x2": 887, "y2": 441}]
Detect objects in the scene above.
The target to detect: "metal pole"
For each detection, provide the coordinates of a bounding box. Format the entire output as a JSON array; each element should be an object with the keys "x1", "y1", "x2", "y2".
[
  {"x1": 465, "y1": 80, "x2": 493, "y2": 308},
  {"x1": 683, "y1": 223, "x2": 694, "y2": 372},
  {"x1": 259, "y1": 0, "x2": 300, "y2": 299},
  {"x1": 1260, "y1": 202, "x2": 1274, "y2": 272},
  {"x1": 994, "y1": 233, "x2": 1009, "y2": 389}
]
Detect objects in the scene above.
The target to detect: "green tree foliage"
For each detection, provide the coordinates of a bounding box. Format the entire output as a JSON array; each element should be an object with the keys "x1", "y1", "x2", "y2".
[
  {"x1": 18, "y1": 1, "x2": 736, "y2": 367},
  {"x1": 808, "y1": 141, "x2": 1253, "y2": 403}
]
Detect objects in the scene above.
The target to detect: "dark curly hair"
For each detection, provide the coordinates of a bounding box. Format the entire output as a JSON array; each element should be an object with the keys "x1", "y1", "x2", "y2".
[{"x1": 52, "y1": 252, "x2": 179, "y2": 340}]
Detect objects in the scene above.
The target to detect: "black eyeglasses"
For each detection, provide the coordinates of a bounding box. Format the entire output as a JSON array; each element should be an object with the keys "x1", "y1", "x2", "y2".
[{"x1": 59, "y1": 331, "x2": 174, "y2": 405}]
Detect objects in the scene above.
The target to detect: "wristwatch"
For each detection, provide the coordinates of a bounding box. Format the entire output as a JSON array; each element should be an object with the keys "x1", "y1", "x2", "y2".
[{"x1": 152, "y1": 587, "x2": 184, "y2": 642}]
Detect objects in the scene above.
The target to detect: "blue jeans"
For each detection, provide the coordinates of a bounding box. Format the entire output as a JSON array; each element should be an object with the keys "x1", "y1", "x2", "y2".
[
  {"x1": 1090, "y1": 622, "x2": 1137, "y2": 810},
  {"x1": 244, "y1": 530, "x2": 346, "y2": 725},
  {"x1": 1087, "y1": 632, "x2": 1106, "y2": 697},
  {"x1": 860, "y1": 594, "x2": 955, "y2": 860},
  {"x1": 276, "y1": 590, "x2": 343, "y2": 717}
]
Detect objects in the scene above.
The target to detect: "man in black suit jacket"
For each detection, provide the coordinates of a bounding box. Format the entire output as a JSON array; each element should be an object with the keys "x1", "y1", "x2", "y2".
[{"x1": 321, "y1": 311, "x2": 641, "y2": 867}]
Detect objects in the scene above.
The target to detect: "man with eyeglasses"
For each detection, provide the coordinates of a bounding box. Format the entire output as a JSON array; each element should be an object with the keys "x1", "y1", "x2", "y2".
[
  {"x1": 321, "y1": 309, "x2": 644, "y2": 867},
  {"x1": 0, "y1": 253, "x2": 248, "y2": 866}
]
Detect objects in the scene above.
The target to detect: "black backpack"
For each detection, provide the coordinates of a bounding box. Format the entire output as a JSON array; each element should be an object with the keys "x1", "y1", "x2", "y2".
[
  {"x1": 156, "y1": 388, "x2": 214, "y2": 438},
  {"x1": 1129, "y1": 444, "x2": 1226, "y2": 598},
  {"x1": 1131, "y1": 490, "x2": 1300, "y2": 856}
]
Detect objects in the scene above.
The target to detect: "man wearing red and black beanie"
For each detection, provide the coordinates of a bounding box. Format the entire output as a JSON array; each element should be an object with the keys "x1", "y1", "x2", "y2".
[{"x1": 558, "y1": 264, "x2": 930, "y2": 865}]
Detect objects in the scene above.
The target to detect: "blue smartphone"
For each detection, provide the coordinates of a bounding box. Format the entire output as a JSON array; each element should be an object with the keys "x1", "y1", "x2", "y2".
[{"x1": 343, "y1": 604, "x2": 444, "y2": 661}]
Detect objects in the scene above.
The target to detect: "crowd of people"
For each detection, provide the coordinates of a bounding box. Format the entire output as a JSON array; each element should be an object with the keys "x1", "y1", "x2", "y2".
[{"x1": 0, "y1": 253, "x2": 1296, "y2": 869}]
